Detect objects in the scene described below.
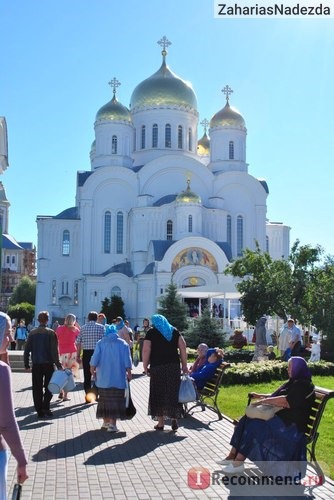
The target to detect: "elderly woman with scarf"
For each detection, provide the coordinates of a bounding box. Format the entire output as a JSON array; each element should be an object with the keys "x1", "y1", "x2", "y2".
[
  {"x1": 142, "y1": 314, "x2": 188, "y2": 431},
  {"x1": 90, "y1": 324, "x2": 132, "y2": 433},
  {"x1": 217, "y1": 356, "x2": 315, "y2": 478}
]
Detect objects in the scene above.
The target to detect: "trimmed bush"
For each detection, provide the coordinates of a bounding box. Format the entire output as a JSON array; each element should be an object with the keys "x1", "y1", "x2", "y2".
[{"x1": 222, "y1": 360, "x2": 334, "y2": 386}]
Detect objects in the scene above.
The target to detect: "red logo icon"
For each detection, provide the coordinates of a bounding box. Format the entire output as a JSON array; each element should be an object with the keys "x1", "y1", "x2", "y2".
[{"x1": 187, "y1": 467, "x2": 210, "y2": 489}]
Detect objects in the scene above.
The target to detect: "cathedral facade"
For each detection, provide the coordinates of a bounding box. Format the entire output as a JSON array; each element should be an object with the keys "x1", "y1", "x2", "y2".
[{"x1": 35, "y1": 38, "x2": 290, "y2": 325}]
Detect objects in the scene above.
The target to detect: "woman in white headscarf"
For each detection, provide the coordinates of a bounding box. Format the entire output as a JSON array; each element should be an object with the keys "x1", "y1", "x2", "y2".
[{"x1": 142, "y1": 314, "x2": 188, "y2": 432}]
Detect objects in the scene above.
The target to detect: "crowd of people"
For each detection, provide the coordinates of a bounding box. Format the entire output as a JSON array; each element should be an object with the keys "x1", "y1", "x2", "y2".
[{"x1": 0, "y1": 307, "x2": 322, "y2": 497}]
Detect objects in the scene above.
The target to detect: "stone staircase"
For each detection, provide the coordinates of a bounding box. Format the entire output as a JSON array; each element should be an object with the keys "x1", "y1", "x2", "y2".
[{"x1": 8, "y1": 350, "x2": 25, "y2": 372}]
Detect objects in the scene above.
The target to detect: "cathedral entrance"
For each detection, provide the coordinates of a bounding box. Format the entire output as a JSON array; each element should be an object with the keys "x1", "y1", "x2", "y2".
[{"x1": 183, "y1": 297, "x2": 208, "y2": 317}]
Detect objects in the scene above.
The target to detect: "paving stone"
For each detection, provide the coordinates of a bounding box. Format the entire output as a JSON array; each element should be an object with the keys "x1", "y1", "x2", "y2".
[{"x1": 5, "y1": 366, "x2": 334, "y2": 499}]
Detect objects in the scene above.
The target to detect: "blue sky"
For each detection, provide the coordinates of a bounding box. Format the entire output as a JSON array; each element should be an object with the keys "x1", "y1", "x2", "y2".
[{"x1": 1, "y1": 0, "x2": 334, "y2": 255}]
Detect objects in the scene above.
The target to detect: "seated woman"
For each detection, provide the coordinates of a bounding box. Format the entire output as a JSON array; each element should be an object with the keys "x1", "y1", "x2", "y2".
[
  {"x1": 189, "y1": 343, "x2": 208, "y2": 375},
  {"x1": 191, "y1": 348, "x2": 225, "y2": 390},
  {"x1": 216, "y1": 356, "x2": 315, "y2": 478}
]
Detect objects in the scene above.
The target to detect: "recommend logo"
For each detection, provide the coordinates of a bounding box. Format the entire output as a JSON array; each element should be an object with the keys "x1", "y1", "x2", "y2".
[{"x1": 187, "y1": 467, "x2": 211, "y2": 490}]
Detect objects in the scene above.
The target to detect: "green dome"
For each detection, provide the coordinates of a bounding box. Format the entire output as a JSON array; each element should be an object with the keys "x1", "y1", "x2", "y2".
[
  {"x1": 176, "y1": 181, "x2": 201, "y2": 204},
  {"x1": 210, "y1": 101, "x2": 245, "y2": 129},
  {"x1": 96, "y1": 95, "x2": 132, "y2": 122},
  {"x1": 197, "y1": 131, "x2": 210, "y2": 156},
  {"x1": 130, "y1": 58, "x2": 197, "y2": 111}
]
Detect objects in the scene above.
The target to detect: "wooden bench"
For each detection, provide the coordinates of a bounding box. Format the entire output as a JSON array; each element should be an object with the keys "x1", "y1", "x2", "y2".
[
  {"x1": 183, "y1": 365, "x2": 227, "y2": 420},
  {"x1": 248, "y1": 385, "x2": 334, "y2": 480}
]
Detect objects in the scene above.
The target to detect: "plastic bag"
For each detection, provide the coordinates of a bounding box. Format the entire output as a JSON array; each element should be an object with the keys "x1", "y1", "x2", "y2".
[
  {"x1": 132, "y1": 349, "x2": 139, "y2": 367},
  {"x1": 178, "y1": 374, "x2": 197, "y2": 403}
]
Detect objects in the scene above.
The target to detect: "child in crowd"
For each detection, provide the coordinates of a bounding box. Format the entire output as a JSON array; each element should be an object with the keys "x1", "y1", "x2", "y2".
[{"x1": 267, "y1": 345, "x2": 276, "y2": 360}]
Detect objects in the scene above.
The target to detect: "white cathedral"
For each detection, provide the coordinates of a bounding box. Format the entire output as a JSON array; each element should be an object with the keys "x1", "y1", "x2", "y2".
[{"x1": 35, "y1": 37, "x2": 290, "y2": 326}]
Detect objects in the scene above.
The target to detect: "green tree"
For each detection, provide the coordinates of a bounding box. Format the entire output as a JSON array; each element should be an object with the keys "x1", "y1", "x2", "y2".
[
  {"x1": 225, "y1": 244, "x2": 292, "y2": 325},
  {"x1": 305, "y1": 256, "x2": 334, "y2": 351},
  {"x1": 7, "y1": 302, "x2": 35, "y2": 325},
  {"x1": 158, "y1": 282, "x2": 188, "y2": 332},
  {"x1": 9, "y1": 276, "x2": 36, "y2": 305},
  {"x1": 100, "y1": 295, "x2": 126, "y2": 323},
  {"x1": 225, "y1": 241, "x2": 323, "y2": 326},
  {"x1": 184, "y1": 307, "x2": 225, "y2": 348}
]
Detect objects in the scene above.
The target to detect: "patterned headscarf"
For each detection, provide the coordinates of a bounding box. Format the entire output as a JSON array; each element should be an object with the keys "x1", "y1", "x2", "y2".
[
  {"x1": 151, "y1": 314, "x2": 175, "y2": 341},
  {"x1": 105, "y1": 324, "x2": 118, "y2": 337}
]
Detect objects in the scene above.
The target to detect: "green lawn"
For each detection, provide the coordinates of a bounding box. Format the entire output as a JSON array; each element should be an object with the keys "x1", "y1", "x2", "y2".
[{"x1": 217, "y1": 376, "x2": 334, "y2": 479}]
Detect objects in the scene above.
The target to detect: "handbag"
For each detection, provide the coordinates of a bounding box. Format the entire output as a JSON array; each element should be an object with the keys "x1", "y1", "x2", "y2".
[
  {"x1": 124, "y1": 381, "x2": 136, "y2": 420},
  {"x1": 245, "y1": 403, "x2": 281, "y2": 421},
  {"x1": 178, "y1": 374, "x2": 197, "y2": 403}
]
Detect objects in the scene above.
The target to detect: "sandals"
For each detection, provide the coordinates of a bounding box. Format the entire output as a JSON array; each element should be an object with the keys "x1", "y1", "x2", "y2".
[{"x1": 154, "y1": 424, "x2": 164, "y2": 431}]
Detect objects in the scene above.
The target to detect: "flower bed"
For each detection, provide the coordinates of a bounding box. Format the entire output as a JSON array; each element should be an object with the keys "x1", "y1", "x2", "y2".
[{"x1": 222, "y1": 360, "x2": 334, "y2": 386}]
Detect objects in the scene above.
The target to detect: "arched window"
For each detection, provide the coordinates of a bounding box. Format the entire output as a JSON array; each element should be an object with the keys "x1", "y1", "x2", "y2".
[
  {"x1": 152, "y1": 124, "x2": 158, "y2": 148},
  {"x1": 74, "y1": 280, "x2": 79, "y2": 304},
  {"x1": 104, "y1": 211, "x2": 111, "y2": 253},
  {"x1": 111, "y1": 286, "x2": 121, "y2": 297},
  {"x1": 188, "y1": 215, "x2": 193, "y2": 233},
  {"x1": 62, "y1": 230, "x2": 70, "y2": 256},
  {"x1": 178, "y1": 125, "x2": 183, "y2": 149},
  {"x1": 237, "y1": 215, "x2": 244, "y2": 256},
  {"x1": 165, "y1": 124, "x2": 171, "y2": 148},
  {"x1": 112, "y1": 135, "x2": 117, "y2": 154},
  {"x1": 229, "y1": 141, "x2": 234, "y2": 159},
  {"x1": 52, "y1": 280, "x2": 57, "y2": 304},
  {"x1": 116, "y1": 211, "x2": 123, "y2": 254},
  {"x1": 188, "y1": 128, "x2": 192, "y2": 151},
  {"x1": 141, "y1": 125, "x2": 146, "y2": 149},
  {"x1": 61, "y1": 281, "x2": 69, "y2": 295},
  {"x1": 166, "y1": 220, "x2": 173, "y2": 240},
  {"x1": 227, "y1": 215, "x2": 232, "y2": 247}
]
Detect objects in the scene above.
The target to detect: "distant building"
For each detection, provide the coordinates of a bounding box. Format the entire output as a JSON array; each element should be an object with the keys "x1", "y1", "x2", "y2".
[
  {"x1": 0, "y1": 118, "x2": 36, "y2": 309},
  {"x1": 35, "y1": 38, "x2": 290, "y2": 325}
]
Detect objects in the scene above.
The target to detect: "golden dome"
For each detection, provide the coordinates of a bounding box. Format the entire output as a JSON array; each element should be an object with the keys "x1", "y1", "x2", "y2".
[
  {"x1": 210, "y1": 101, "x2": 245, "y2": 129},
  {"x1": 130, "y1": 56, "x2": 197, "y2": 111},
  {"x1": 96, "y1": 95, "x2": 132, "y2": 123},
  {"x1": 197, "y1": 131, "x2": 210, "y2": 156},
  {"x1": 176, "y1": 180, "x2": 201, "y2": 204}
]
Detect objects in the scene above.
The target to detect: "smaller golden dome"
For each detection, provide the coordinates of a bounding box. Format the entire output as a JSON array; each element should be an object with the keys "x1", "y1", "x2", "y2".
[
  {"x1": 197, "y1": 131, "x2": 210, "y2": 156},
  {"x1": 176, "y1": 179, "x2": 201, "y2": 204},
  {"x1": 96, "y1": 95, "x2": 132, "y2": 123},
  {"x1": 210, "y1": 101, "x2": 245, "y2": 129}
]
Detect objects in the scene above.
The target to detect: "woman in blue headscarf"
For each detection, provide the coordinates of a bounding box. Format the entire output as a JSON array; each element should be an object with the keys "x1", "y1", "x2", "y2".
[
  {"x1": 142, "y1": 314, "x2": 188, "y2": 431},
  {"x1": 90, "y1": 324, "x2": 132, "y2": 433},
  {"x1": 217, "y1": 357, "x2": 315, "y2": 478}
]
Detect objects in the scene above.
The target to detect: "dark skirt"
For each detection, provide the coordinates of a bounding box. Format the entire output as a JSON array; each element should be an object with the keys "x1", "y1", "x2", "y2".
[
  {"x1": 231, "y1": 414, "x2": 307, "y2": 477},
  {"x1": 96, "y1": 387, "x2": 126, "y2": 420},
  {"x1": 148, "y1": 362, "x2": 183, "y2": 419}
]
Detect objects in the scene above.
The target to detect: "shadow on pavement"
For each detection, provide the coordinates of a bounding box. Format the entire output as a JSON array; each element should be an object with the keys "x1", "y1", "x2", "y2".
[{"x1": 84, "y1": 430, "x2": 187, "y2": 465}]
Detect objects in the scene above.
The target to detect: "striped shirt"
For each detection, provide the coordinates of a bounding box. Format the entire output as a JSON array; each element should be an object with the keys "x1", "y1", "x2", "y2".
[{"x1": 76, "y1": 321, "x2": 105, "y2": 350}]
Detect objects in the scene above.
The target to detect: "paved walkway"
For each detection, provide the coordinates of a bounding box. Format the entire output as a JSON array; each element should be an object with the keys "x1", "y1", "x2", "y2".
[{"x1": 7, "y1": 365, "x2": 334, "y2": 499}]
